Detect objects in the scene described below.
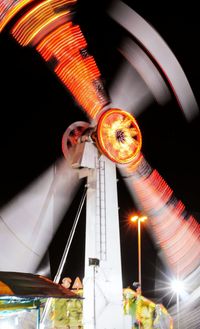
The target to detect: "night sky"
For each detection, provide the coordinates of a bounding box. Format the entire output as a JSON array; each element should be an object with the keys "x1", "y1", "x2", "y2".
[{"x1": 0, "y1": 0, "x2": 200, "y2": 303}]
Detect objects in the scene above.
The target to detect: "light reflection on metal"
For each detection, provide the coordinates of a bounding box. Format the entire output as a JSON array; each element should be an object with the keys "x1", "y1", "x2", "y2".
[{"x1": 96, "y1": 109, "x2": 142, "y2": 164}]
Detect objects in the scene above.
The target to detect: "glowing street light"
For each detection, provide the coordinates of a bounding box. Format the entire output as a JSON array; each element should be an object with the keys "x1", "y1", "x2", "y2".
[
  {"x1": 170, "y1": 279, "x2": 185, "y2": 295},
  {"x1": 130, "y1": 214, "x2": 147, "y2": 293},
  {"x1": 170, "y1": 278, "x2": 185, "y2": 329}
]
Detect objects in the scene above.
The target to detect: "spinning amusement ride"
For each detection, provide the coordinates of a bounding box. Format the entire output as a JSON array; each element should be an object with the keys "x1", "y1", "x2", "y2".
[{"x1": 0, "y1": 1, "x2": 200, "y2": 328}]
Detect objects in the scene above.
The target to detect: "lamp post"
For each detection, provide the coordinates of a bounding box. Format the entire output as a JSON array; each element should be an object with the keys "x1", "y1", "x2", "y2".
[{"x1": 130, "y1": 214, "x2": 147, "y2": 293}]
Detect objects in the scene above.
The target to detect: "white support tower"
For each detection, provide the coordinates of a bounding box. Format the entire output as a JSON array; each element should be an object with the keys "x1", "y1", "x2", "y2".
[{"x1": 81, "y1": 144, "x2": 129, "y2": 329}]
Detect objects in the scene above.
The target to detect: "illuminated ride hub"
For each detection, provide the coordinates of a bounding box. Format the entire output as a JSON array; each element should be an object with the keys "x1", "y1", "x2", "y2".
[
  {"x1": 96, "y1": 108, "x2": 142, "y2": 164},
  {"x1": 62, "y1": 108, "x2": 142, "y2": 167}
]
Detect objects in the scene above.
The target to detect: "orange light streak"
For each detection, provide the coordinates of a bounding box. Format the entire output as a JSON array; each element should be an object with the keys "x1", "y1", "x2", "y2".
[
  {"x1": 12, "y1": 0, "x2": 76, "y2": 45},
  {"x1": 11, "y1": 1, "x2": 108, "y2": 119},
  {"x1": 123, "y1": 157, "x2": 200, "y2": 278},
  {"x1": 36, "y1": 22, "x2": 108, "y2": 119},
  {"x1": 0, "y1": 0, "x2": 33, "y2": 32}
]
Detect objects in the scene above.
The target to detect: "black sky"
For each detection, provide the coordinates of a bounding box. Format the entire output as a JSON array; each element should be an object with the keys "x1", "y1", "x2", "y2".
[{"x1": 0, "y1": 0, "x2": 200, "y2": 302}]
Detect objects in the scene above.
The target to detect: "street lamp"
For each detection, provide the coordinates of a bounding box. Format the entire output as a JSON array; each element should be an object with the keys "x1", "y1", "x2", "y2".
[{"x1": 130, "y1": 214, "x2": 147, "y2": 293}]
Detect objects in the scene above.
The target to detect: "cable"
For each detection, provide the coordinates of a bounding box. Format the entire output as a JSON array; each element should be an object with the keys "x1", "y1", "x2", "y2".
[{"x1": 41, "y1": 183, "x2": 88, "y2": 325}]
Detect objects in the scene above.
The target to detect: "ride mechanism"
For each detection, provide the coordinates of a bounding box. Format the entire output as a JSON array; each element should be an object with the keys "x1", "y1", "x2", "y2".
[{"x1": 0, "y1": 1, "x2": 200, "y2": 329}]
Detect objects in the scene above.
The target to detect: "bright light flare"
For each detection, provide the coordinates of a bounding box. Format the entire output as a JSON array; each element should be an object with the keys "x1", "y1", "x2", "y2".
[
  {"x1": 170, "y1": 279, "x2": 185, "y2": 295},
  {"x1": 130, "y1": 215, "x2": 147, "y2": 223},
  {"x1": 130, "y1": 215, "x2": 138, "y2": 222},
  {"x1": 140, "y1": 215, "x2": 147, "y2": 222}
]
